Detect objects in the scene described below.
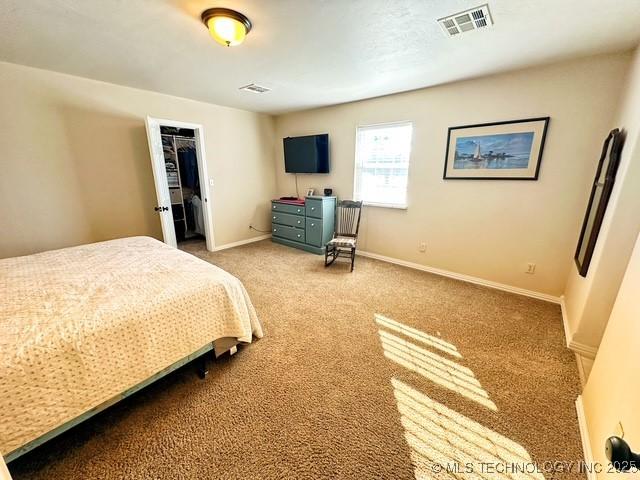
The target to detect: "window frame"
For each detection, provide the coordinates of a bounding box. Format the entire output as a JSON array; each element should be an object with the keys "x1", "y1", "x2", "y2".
[{"x1": 353, "y1": 120, "x2": 414, "y2": 209}]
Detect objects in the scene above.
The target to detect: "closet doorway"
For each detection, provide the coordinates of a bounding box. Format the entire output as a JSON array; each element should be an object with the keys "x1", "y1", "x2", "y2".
[{"x1": 145, "y1": 117, "x2": 214, "y2": 251}]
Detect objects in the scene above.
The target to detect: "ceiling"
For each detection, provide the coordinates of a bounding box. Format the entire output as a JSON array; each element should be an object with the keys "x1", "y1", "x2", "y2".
[{"x1": 1, "y1": 0, "x2": 639, "y2": 114}]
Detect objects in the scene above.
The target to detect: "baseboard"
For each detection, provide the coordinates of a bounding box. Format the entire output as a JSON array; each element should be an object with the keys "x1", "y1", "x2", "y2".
[
  {"x1": 574, "y1": 353, "x2": 596, "y2": 387},
  {"x1": 560, "y1": 295, "x2": 572, "y2": 348},
  {"x1": 575, "y1": 395, "x2": 596, "y2": 480},
  {"x1": 560, "y1": 296, "x2": 598, "y2": 359},
  {"x1": 213, "y1": 234, "x2": 271, "y2": 252},
  {"x1": 569, "y1": 340, "x2": 598, "y2": 359},
  {"x1": 356, "y1": 250, "x2": 560, "y2": 304},
  {"x1": 575, "y1": 353, "x2": 587, "y2": 386}
]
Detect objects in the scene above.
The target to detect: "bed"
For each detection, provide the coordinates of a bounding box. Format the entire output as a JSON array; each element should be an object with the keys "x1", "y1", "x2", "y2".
[{"x1": 0, "y1": 236, "x2": 263, "y2": 462}]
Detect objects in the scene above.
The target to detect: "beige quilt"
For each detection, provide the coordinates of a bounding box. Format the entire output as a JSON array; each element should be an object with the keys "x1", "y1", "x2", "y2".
[{"x1": 0, "y1": 236, "x2": 263, "y2": 456}]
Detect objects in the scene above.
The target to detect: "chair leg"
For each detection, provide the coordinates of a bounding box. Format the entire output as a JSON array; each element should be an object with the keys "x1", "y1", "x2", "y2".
[
  {"x1": 325, "y1": 245, "x2": 336, "y2": 267},
  {"x1": 350, "y1": 247, "x2": 356, "y2": 272}
]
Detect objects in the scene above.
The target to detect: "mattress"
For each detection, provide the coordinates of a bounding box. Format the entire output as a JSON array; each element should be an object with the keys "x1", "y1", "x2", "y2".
[{"x1": 0, "y1": 236, "x2": 263, "y2": 456}]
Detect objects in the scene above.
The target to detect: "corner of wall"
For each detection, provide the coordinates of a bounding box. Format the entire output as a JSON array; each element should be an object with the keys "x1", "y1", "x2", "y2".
[
  {"x1": 560, "y1": 45, "x2": 640, "y2": 357},
  {"x1": 560, "y1": 295, "x2": 599, "y2": 359}
]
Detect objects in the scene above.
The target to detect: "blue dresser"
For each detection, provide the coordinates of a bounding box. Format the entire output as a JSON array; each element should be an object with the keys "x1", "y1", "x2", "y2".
[{"x1": 271, "y1": 196, "x2": 336, "y2": 254}]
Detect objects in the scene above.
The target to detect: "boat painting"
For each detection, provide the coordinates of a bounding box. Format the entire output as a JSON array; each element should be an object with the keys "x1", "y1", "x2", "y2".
[
  {"x1": 443, "y1": 117, "x2": 549, "y2": 180},
  {"x1": 453, "y1": 132, "x2": 534, "y2": 170}
]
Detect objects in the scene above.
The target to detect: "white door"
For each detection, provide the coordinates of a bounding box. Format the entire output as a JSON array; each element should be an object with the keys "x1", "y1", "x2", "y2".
[{"x1": 145, "y1": 116, "x2": 177, "y2": 247}]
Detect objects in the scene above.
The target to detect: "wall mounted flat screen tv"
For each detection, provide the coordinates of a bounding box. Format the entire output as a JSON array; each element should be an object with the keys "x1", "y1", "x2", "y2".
[{"x1": 283, "y1": 134, "x2": 330, "y2": 173}]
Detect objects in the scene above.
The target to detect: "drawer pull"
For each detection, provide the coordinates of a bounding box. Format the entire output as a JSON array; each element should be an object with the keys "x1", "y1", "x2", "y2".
[
  {"x1": 273, "y1": 229, "x2": 277, "y2": 232},
  {"x1": 273, "y1": 216, "x2": 277, "y2": 220},
  {"x1": 297, "y1": 209, "x2": 301, "y2": 213},
  {"x1": 297, "y1": 234, "x2": 301, "y2": 238},
  {"x1": 311, "y1": 223, "x2": 315, "y2": 227},
  {"x1": 311, "y1": 207, "x2": 315, "y2": 211},
  {"x1": 273, "y1": 205, "x2": 277, "y2": 209},
  {"x1": 297, "y1": 220, "x2": 301, "y2": 224}
]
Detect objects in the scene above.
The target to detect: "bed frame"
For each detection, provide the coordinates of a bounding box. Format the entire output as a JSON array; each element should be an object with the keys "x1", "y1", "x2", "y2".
[{"x1": 4, "y1": 341, "x2": 236, "y2": 463}]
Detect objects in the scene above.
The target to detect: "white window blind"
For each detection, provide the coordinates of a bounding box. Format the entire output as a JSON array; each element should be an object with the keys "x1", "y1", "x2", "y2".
[{"x1": 354, "y1": 122, "x2": 413, "y2": 208}]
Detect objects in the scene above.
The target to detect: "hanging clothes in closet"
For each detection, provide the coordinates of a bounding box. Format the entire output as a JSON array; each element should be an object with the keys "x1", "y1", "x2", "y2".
[
  {"x1": 178, "y1": 146, "x2": 199, "y2": 190},
  {"x1": 191, "y1": 195, "x2": 205, "y2": 236}
]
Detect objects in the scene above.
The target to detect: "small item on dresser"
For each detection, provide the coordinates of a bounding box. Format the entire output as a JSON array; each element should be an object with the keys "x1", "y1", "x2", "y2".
[
  {"x1": 324, "y1": 188, "x2": 333, "y2": 196},
  {"x1": 306, "y1": 188, "x2": 315, "y2": 197},
  {"x1": 278, "y1": 196, "x2": 304, "y2": 205}
]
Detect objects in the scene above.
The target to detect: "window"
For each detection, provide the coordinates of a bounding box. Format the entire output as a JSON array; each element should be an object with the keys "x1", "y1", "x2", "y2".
[{"x1": 354, "y1": 122, "x2": 413, "y2": 208}]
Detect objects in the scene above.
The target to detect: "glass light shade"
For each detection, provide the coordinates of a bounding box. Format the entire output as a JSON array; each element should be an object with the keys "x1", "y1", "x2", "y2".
[{"x1": 207, "y1": 16, "x2": 247, "y2": 46}]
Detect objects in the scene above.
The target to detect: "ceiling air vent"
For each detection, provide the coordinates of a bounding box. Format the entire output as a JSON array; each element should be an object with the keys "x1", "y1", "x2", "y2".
[
  {"x1": 438, "y1": 4, "x2": 493, "y2": 37},
  {"x1": 239, "y1": 83, "x2": 270, "y2": 93}
]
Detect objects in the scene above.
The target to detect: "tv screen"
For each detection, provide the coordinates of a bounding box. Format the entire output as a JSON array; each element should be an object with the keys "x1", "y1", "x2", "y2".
[{"x1": 283, "y1": 134, "x2": 330, "y2": 173}]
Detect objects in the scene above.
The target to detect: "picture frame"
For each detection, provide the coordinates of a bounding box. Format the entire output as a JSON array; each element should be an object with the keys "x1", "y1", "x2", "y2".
[
  {"x1": 443, "y1": 117, "x2": 550, "y2": 180},
  {"x1": 574, "y1": 128, "x2": 624, "y2": 277},
  {"x1": 306, "y1": 188, "x2": 315, "y2": 197}
]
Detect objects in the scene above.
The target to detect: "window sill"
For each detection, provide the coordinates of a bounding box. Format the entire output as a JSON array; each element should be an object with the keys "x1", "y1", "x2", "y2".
[{"x1": 362, "y1": 202, "x2": 408, "y2": 210}]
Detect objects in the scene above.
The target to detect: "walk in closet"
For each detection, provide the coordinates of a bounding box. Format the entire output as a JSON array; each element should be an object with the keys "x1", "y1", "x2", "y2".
[{"x1": 160, "y1": 127, "x2": 206, "y2": 243}]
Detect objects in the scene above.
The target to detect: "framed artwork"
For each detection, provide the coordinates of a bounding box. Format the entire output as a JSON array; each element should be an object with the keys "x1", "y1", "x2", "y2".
[
  {"x1": 306, "y1": 188, "x2": 315, "y2": 197},
  {"x1": 443, "y1": 117, "x2": 550, "y2": 180},
  {"x1": 574, "y1": 128, "x2": 624, "y2": 277}
]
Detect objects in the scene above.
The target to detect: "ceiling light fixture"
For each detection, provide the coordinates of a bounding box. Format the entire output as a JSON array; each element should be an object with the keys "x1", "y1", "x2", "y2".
[{"x1": 201, "y1": 8, "x2": 252, "y2": 47}]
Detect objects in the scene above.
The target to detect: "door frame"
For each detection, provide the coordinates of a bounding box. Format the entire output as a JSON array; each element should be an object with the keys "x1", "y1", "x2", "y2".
[{"x1": 145, "y1": 116, "x2": 215, "y2": 252}]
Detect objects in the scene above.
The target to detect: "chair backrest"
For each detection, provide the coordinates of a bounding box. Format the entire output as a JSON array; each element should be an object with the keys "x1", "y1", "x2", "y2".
[{"x1": 335, "y1": 200, "x2": 363, "y2": 237}]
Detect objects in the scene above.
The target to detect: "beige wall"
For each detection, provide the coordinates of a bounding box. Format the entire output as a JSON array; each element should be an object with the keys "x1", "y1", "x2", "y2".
[
  {"x1": 564, "y1": 45, "x2": 640, "y2": 353},
  {"x1": 0, "y1": 455, "x2": 10, "y2": 480},
  {"x1": 581, "y1": 231, "x2": 640, "y2": 477},
  {"x1": 0, "y1": 61, "x2": 276, "y2": 258},
  {"x1": 274, "y1": 53, "x2": 630, "y2": 296},
  {"x1": 2, "y1": 51, "x2": 635, "y2": 302}
]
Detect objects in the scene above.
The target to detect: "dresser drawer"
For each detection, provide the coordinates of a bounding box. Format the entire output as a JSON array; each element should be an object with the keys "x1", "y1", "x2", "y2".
[
  {"x1": 306, "y1": 218, "x2": 322, "y2": 247},
  {"x1": 271, "y1": 202, "x2": 305, "y2": 216},
  {"x1": 272, "y1": 211, "x2": 304, "y2": 228},
  {"x1": 305, "y1": 198, "x2": 323, "y2": 219},
  {"x1": 272, "y1": 224, "x2": 305, "y2": 243}
]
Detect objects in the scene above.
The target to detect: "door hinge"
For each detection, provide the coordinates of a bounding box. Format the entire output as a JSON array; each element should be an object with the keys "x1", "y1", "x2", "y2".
[{"x1": 154, "y1": 206, "x2": 169, "y2": 212}]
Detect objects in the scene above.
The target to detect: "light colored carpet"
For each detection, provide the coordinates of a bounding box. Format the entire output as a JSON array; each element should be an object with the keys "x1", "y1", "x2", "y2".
[{"x1": 10, "y1": 239, "x2": 583, "y2": 479}]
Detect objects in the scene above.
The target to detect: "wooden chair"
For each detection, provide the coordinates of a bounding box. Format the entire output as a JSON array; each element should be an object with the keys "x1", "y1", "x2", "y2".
[{"x1": 325, "y1": 200, "x2": 363, "y2": 272}]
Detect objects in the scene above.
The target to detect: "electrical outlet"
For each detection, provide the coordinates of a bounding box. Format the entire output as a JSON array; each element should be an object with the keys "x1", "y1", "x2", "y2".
[
  {"x1": 419, "y1": 242, "x2": 427, "y2": 253},
  {"x1": 526, "y1": 263, "x2": 536, "y2": 274}
]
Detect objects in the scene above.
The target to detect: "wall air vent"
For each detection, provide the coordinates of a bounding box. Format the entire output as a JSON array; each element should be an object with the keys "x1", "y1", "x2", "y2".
[
  {"x1": 239, "y1": 83, "x2": 271, "y2": 93},
  {"x1": 438, "y1": 4, "x2": 493, "y2": 37}
]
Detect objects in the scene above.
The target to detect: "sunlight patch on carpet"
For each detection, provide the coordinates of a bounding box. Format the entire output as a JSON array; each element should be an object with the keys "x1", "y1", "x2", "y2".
[
  {"x1": 374, "y1": 315, "x2": 541, "y2": 479},
  {"x1": 391, "y1": 378, "x2": 543, "y2": 480},
  {"x1": 375, "y1": 317, "x2": 495, "y2": 411},
  {"x1": 379, "y1": 335, "x2": 496, "y2": 411},
  {"x1": 375, "y1": 314, "x2": 462, "y2": 358}
]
